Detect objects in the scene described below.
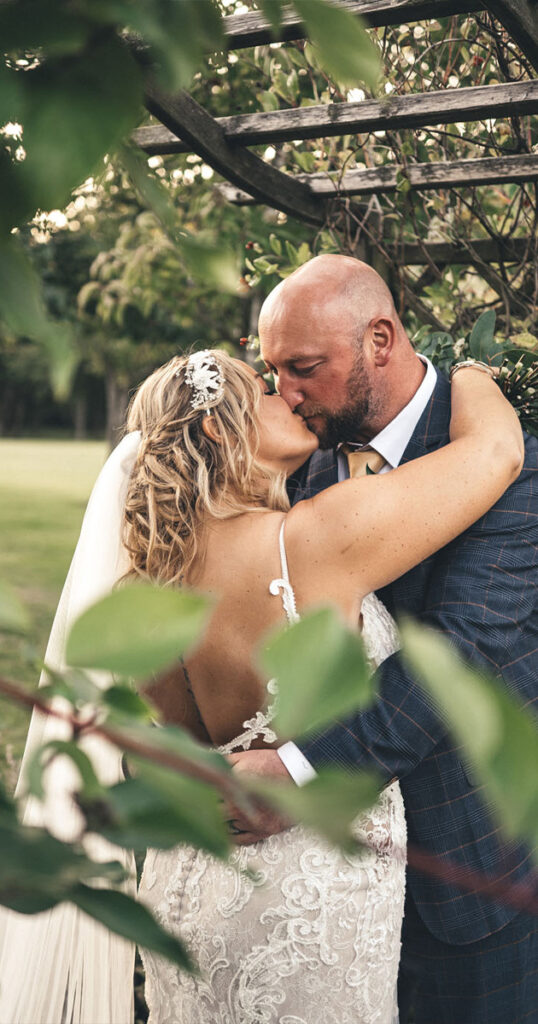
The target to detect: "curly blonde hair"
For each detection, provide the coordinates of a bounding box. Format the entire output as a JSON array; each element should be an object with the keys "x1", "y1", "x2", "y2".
[{"x1": 123, "y1": 351, "x2": 289, "y2": 586}]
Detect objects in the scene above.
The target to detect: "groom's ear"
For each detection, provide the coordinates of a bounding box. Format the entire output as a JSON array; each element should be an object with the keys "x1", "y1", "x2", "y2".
[
  {"x1": 366, "y1": 316, "x2": 396, "y2": 366},
  {"x1": 202, "y1": 415, "x2": 222, "y2": 444}
]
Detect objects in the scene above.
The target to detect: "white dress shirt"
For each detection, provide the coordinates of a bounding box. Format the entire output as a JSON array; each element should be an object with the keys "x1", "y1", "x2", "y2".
[{"x1": 278, "y1": 357, "x2": 437, "y2": 785}]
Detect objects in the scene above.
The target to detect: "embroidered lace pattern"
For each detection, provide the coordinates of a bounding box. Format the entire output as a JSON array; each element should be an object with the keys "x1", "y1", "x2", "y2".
[{"x1": 139, "y1": 521, "x2": 406, "y2": 1024}]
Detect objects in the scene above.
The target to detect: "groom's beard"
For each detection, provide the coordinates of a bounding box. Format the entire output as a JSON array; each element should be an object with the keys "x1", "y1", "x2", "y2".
[{"x1": 301, "y1": 352, "x2": 374, "y2": 449}]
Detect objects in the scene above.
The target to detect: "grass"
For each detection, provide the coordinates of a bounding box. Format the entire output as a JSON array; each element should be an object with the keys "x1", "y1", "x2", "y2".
[{"x1": 0, "y1": 439, "x2": 107, "y2": 790}]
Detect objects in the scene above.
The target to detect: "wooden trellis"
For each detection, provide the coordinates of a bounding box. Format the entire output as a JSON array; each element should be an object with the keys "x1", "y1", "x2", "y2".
[{"x1": 132, "y1": 0, "x2": 538, "y2": 279}]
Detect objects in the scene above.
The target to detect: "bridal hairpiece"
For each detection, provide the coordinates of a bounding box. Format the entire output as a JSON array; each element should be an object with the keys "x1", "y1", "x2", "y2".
[{"x1": 180, "y1": 349, "x2": 225, "y2": 412}]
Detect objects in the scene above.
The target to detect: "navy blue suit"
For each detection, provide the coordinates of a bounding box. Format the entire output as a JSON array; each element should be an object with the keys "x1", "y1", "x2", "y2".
[{"x1": 289, "y1": 372, "x2": 538, "y2": 1022}]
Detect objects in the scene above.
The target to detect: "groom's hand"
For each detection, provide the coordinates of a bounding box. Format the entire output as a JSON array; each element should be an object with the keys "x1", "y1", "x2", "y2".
[{"x1": 226, "y1": 748, "x2": 293, "y2": 846}]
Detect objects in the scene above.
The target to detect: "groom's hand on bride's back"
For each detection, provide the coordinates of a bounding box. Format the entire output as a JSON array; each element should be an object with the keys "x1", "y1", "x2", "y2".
[{"x1": 226, "y1": 749, "x2": 292, "y2": 845}]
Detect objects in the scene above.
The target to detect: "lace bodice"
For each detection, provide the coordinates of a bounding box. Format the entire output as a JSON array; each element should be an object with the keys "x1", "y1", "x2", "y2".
[{"x1": 139, "y1": 520, "x2": 406, "y2": 1024}]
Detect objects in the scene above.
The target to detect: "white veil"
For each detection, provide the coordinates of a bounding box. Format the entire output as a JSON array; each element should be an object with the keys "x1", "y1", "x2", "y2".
[{"x1": 0, "y1": 431, "x2": 142, "y2": 1024}]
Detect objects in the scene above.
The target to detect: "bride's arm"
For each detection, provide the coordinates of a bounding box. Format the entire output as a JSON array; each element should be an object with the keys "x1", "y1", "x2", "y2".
[{"x1": 288, "y1": 368, "x2": 524, "y2": 599}]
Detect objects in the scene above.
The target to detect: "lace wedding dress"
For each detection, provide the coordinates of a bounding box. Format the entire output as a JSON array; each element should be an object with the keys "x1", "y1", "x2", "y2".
[{"x1": 139, "y1": 522, "x2": 406, "y2": 1024}]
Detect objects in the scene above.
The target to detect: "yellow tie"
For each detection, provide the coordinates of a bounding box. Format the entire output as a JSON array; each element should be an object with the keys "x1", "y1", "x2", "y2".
[{"x1": 343, "y1": 447, "x2": 387, "y2": 478}]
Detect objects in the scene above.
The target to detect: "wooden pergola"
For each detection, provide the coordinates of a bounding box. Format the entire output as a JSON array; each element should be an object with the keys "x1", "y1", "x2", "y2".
[{"x1": 131, "y1": 0, "x2": 538, "y2": 307}]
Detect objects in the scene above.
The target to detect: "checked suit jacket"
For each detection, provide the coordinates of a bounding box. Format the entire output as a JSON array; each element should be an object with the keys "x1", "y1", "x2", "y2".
[{"x1": 289, "y1": 371, "x2": 538, "y2": 945}]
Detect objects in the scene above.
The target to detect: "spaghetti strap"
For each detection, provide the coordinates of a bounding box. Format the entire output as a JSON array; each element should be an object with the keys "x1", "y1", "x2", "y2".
[{"x1": 269, "y1": 518, "x2": 300, "y2": 625}]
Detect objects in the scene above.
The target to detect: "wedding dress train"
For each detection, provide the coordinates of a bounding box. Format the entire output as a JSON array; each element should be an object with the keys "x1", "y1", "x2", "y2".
[{"x1": 139, "y1": 523, "x2": 406, "y2": 1024}]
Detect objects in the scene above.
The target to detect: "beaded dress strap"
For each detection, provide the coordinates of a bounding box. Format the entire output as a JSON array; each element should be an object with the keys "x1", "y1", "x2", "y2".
[{"x1": 269, "y1": 519, "x2": 300, "y2": 625}]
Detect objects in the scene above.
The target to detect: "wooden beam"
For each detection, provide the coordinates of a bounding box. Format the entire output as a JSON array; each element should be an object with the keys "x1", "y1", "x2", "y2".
[
  {"x1": 144, "y1": 86, "x2": 325, "y2": 226},
  {"x1": 223, "y1": 1, "x2": 485, "y2": 50},
  {"x1": 484, "y1": 1, "x2": 538, "y2": 74},
  {"x1": 133, "y1": 80, "x2": 538, "y2": 154},
  {"x1": 387, "y1": 236, "x2": 533, "y2": 265},
  {"x1": 219, "y1": 153, "x2": 538, "y2": 203}
]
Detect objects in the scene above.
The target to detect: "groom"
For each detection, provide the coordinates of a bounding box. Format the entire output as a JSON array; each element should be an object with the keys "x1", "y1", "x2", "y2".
[{"x1": 230, "y1": 255, "x2": 538, "y2": 1023}]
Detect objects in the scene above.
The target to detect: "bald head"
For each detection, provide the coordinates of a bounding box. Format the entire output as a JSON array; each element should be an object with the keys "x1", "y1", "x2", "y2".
[
  {"x1": 258, "y1": 254, "x2": 424, "y2": 444},
  {"x1": 259, "y1": 254, "x2": 401, "y2": 344}
]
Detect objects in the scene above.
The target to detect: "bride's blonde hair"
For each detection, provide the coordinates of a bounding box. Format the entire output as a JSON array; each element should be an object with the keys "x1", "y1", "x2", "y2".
[{"x1": 123, "y1": 351, "x2": 289, "y2": 585}]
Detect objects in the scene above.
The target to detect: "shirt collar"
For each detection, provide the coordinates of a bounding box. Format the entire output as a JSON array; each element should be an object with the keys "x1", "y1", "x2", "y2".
[{"x1": 341, "y1": 356, "x2": 437, "y2": 469}]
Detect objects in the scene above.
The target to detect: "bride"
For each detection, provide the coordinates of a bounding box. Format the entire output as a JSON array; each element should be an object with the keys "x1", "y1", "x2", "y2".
[{"x1": 0, "y1": 347, "x2": 522, "y2": 1024}]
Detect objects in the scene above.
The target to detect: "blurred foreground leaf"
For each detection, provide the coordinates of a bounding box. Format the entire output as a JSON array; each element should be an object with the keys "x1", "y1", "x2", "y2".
[
  {"x1": 89, "y1": 0, "x2": 224, "y2": 92},
  {"x1": 66, "y1": 585, "x2": 212, "y2": 679},
  {"x1": 0, "y1": 819, "x2": 125, "y2": 915},
  {"x1": 250, "y1": 768, "x2": 382, "y2": 851},
  {"x1": 260, "y1": 607, "x2": 374, "y2": 740},
  {"x1": 98, "y1": 769, "x2": 229, "y2": 857},
  {"x1": 72, "y1": 884, "x2": 195, "y2": 971},
  {"x1": 110, "y1": 721, "x2": 229, "y2": 777},
  {"x1": 26, "y1": 739, "x2": 105, "y2": 802},
  {"x1": 401, "y1": 620, "x2": 538, "y2": 854},
  {"x1": 293, "y1": 0, "x2": 381, "y2": 91}
]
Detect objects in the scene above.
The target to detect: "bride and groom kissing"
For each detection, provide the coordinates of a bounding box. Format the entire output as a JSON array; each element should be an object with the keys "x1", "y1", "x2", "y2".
[{"x1": 2, "y1": 254, "x2": 536, "y2": 1024}]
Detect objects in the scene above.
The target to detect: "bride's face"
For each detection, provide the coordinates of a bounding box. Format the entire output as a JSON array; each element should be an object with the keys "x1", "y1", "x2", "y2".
[{"x1": 245, "y1": 364, "x2": 318, "y2": 474}]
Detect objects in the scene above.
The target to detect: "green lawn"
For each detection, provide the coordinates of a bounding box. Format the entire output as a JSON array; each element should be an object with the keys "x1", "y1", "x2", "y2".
[{"x1": 0, "y1": 439, "x2": 107, "y2": 789}]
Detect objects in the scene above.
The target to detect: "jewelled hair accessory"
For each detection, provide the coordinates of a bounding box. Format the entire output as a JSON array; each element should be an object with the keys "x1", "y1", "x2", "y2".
[{"x1": 180, "y1": 349, "x2": 225, "y2": 412}]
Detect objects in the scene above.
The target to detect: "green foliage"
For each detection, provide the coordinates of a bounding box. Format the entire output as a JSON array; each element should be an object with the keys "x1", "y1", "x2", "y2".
[
  {"x1": 293, "y1": 0, "x2": 380, "y2": 91},
  {"x1": 66, "y1": 584, "x2": 212, "y2": 679},
  {"x1": 249, "y1": 768, "x2": 382, "y2": 851},
  {"x1": 402, "y1": 621, "x2": 538, "y2": 857},
  {"x1": 72, "y1": 884, "x2": 194, "y2": 971},
  {"x1": 414, "y1": 311, "x2": 538, "y2": 435},
  {"x1": 260, "y1": 607, "x2": 375, "y2": 740},
  {"x1": 100, "y1": 768, "x2": 229, "y2": 856}
]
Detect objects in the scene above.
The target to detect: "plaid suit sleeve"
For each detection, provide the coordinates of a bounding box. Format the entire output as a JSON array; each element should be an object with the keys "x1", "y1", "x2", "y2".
[{"x1": 300, "y1": 436, "x2": 538, "y2": 781}]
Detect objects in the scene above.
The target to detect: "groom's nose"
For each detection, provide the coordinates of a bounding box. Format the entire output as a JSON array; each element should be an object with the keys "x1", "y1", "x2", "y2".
[{"x1": 276, "y1": 375, "x2": 304, "y2": 412}]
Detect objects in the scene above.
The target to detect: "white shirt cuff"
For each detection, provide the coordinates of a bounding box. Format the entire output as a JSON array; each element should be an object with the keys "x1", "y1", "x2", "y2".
[{"x1": 277, "y1": 741, "x2": 317, "y2": 787}]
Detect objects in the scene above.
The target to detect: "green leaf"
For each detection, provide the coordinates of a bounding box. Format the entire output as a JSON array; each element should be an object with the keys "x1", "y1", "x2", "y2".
[
  {"x1": 0, "y1": 821, "x2": 126, "y2": 912},
  {"x1": 0, "y1": 62, "x2": 22, "y2": 126},
  {"x1": 401, "y1": 620, "x2": 538, "y2": 853},
  {"x1": 44, "y1": 667, "x2": 102, "y2": 707},
  {"x1": 293, "y1": 0, "x2": 381, "y2": 91},
  {"x1": 259, "y1": 0, "x2": 284, "y2": 36},
  {"x1": 26, "y1": 740, "x2": 105, "y2": 802},
  {"x1": 104, "y1": 770, "x2": 229, "y2": 857},
  {"x1": 0, "y1": 2, "x2": 91, "y2": 56},
  {"x1": 257, "y1": 89, "x2": 280, "y2": 112},
  {"x1": 260, "y1": 607, "x2": 375, "y2": 740},
  {"x1": 88, "y1": 0, "x2": 224, "y2": 92},
  {"x1": 112, "y1": 721, "x2": 229, "y2": 777},
  {"x1": 468, "y1": 309, "x2": 498, "y2": 362},
  {"x1": 66, "y1": 584, "x2": 212, "y2": 679},
  {"x1": 72, "y1": 884, "x2": 195, "y2": 971},
  {"x1": 18, "y1": 33, "x2": 143, "y2": 217},
  {"x1": 0, "y1": 580, "x2": 30, "y2": 635},
  {"x1": 180, "y1": 236, "x2": 240, "y2": 295},
  {"x1": 103, "y1": 684, "x2": 153, "y2": 721},
  {"x1": 249, "y1": 768, "x2": 382, "y2": 851}
]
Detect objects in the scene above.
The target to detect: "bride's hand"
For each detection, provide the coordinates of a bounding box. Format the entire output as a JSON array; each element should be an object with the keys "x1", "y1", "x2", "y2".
[{"x1": 225, "y1": 749, "x2": 293, "y2": 845}]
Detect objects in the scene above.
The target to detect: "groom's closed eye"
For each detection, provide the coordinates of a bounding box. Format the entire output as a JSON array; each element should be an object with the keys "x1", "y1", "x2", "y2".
[{"x1": 292, "y1": 364, "x2": 321, "y2": 377}]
